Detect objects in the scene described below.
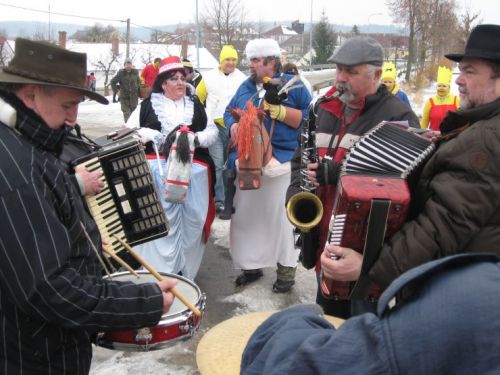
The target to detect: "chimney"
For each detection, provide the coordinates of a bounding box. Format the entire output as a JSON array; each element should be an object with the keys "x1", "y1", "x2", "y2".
[
  {"x1": 58, "y1": 31, "x2": 67, "y2": 49},
  {"x1": 181, "y1": 38, "x2": 188, "y2": 59},
  {"x1": 112, "y1": 37, "x2": 120, "y2": 56}
]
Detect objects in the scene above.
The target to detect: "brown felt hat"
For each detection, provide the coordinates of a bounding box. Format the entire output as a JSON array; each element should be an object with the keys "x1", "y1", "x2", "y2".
[
  {"x1": 196, "y1": 311, "x2": 344, "y2": 375},
  {"x1": 0, "y1": 38, "x2": 108, "y2": 104}
]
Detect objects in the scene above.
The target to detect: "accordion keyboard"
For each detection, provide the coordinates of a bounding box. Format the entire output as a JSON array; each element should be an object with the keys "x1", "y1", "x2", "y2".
[{"x1": 75, "y1": 138, "x2": 168, "y2": 255}]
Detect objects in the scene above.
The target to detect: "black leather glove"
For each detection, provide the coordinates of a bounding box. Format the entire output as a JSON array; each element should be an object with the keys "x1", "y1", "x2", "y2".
[
  {"x1": 161, "y1": 125, "x2": 181, "y2": 157},
  {"x1": 263, "y1": 82, "x2": 288, "y2": 105},
  {"x1": 315, "y1": 158, "x2": 340, "y2": 185}
]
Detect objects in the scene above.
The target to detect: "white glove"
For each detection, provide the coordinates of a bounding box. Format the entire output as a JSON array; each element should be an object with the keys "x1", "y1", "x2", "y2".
[{"x1": 136, "y1": 127, "x2": 163, "y2": 145}]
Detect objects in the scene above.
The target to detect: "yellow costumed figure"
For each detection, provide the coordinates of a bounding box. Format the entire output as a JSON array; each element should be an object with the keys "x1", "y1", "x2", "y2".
[
  {"x1": 421, "y1": 66, "x2": 460, "y2": 130},
  {"x1": 381, "y1": 62, "x2": 411, "y2": 108}
]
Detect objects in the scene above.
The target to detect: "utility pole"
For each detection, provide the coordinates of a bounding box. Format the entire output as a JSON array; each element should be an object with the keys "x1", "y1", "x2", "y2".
[
  {"x1": 48, "y1": 3, "x2": 51, "y2": 41},
  {"x1": 196, "y1": 0, "x2": 200, "y2": 71},
  {"x1": 309, "y1": 0, "x2": 313, "y2": 70},
  {"x1": 126, "y1": 18, "x2": 130, "y2": 60}
]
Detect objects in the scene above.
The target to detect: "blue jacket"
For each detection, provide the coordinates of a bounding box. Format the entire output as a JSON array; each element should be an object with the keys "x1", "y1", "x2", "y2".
[
  {"x1": 224, "y1": 73, "x2": 312, "y2": 169},
  {"x1": 242, "y1": 253, "x2": 500, "y2": 374},
  {"x1": 395, "y1": 89, "x2": 411, "y2": 108}
]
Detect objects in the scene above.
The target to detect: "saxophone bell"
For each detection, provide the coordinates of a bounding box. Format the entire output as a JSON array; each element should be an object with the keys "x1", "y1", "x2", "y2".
[{"x1": 286, "y1": 191, "x2": 324, "y2": 232}]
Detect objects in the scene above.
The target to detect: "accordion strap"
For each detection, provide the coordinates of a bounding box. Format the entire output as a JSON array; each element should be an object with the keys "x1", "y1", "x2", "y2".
[{"x1": 350, "y1": 198, "x2": 390, "y2": 299}]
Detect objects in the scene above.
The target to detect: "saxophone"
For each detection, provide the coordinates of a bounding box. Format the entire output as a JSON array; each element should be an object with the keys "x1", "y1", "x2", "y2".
[{"x1": 286, "y1": 89, "x2": 343, "y2": 268}]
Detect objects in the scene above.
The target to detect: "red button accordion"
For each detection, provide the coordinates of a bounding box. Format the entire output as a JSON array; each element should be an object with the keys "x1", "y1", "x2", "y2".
[{"x1": 320, "y1": 122, "x2": 435, "y2": 301}]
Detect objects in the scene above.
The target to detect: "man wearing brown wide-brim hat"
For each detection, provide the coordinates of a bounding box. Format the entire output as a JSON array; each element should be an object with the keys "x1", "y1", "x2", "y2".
[
  {"x1": 321, "y1": 23, "x2": 500, "y2": 323},
  {"x1": 0, "y1": 38, "x2": 177, "y2": 374}
]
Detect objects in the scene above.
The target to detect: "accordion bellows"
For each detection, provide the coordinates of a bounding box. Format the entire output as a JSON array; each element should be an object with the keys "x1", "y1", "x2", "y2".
[{"x1": 321, "y1": 122, "x2": 435, "y2": 301}]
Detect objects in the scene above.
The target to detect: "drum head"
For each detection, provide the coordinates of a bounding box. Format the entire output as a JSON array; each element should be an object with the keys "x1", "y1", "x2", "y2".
[
  {"x1": 196, "y1": 310, "x2": 343, "y2": 375},
  {"x1": 107, "y1": 271, "x2": 201, "y2": 317}
]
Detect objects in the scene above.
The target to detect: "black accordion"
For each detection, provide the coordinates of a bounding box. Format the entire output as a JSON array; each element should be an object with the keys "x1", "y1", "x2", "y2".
[
  {"x1": 321, "y1": 122, "x2": 436, "y2": 301},
  {"x1": 73, "y1": 137, "x2": 169, "y2": 256}
]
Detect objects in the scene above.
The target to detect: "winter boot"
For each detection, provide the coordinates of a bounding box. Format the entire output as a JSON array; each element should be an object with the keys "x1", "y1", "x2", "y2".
[
  {"x1": 235, "y1": 269, "x2": 263, "y2": 286},
  {"x1": 273, "y1": 263, "x2": 296, "y2": 293}
]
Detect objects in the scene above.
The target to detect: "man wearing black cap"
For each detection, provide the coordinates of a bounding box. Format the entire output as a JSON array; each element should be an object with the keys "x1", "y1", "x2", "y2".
[
  {"x1": 286, "y1": 36, "x2": 419, "y2": 318},
  {"x1": 182, "y1": 58, "x2": 203, "y2": 88},
  {"x1": 0, "y1": 39, "x2": 176, "y2": 374},
  {"x1": 324, "y1": 25, "x2": 500, "y2": 305},
  {"x1": 111, "y1": 58, "x2": 141, "y2": 122}
]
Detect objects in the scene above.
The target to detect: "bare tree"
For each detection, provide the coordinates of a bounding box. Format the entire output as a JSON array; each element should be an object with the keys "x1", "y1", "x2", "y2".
[
  {"x1": 454, "y1": 8, "x2": 481, "y2": 53},
  {"x1": 387, "y1": 0, "x2": 419, "y2": 82},
  {"x1": 32, "y1": 25, "x2": 47, "y2": 41},
  {"x1": 95, "y1": 51, "x2": 121, "y2": 96},
  {"x1": 387, "y1": 0, "x2": 461, "y2": 84},
  {"x1": 201, "y1": 0, "x2": 247, "y2": 57},
  {"x1": 72, "y1": 24, "x2": 120, "y2": 43}
]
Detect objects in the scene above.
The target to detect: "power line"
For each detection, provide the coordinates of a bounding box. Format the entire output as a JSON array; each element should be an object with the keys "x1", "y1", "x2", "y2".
[
  {"x1": 0, "y1": 2, "x2": 176, "y2": 35},
  {"x1": 0, "y1": 2, "x2": 126, "y2": 23}
]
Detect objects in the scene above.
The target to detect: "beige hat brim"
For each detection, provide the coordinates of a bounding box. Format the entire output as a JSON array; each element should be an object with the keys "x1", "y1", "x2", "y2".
[
  {"x1": 0, "y1": 69, "x2": 109, "y2": 105},
  {"x1": 196, "y1": 310, "x2": 344, "y2": 375}
]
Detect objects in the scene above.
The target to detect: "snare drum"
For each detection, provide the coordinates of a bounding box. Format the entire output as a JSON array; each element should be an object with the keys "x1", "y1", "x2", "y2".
[{"x1": 96, "y1": 271, "x2": 206, "y2": 351}]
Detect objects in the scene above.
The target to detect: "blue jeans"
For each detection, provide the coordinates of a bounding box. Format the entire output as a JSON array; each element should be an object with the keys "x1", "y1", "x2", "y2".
[{"x1": 208, "y1": 122, "x2": 229, "y2": 204}]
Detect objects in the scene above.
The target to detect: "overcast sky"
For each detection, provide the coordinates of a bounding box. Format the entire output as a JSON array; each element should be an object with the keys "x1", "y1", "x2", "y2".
[{"x1": 0, "y1": 0, "x2": 498, "y2": 28}]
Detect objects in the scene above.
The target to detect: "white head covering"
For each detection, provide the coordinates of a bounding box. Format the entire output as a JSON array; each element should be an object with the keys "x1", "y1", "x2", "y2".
[{"x1": 245, "y1": 39, "x2": 281, "y2": 59}]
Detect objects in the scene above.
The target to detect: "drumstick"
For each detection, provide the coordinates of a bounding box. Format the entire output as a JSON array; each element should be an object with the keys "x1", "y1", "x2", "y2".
[
  {"x1": 113, "y1": 235, "x2": 202, "y2": 317},
  {"x1": 102, "y1": 245, "x2": 140, "y2": 278}
]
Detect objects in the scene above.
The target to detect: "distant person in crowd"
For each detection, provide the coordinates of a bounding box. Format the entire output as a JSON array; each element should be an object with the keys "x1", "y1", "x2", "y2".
[
  {"x1": 0, "y1": 38, "x2": 176, "y2": 374},
  {"x1": 196, "y1": 45, "x2": 247, "y2": 217},
  {"x1": 141, "y1": 57, "x2": 162, "y2": 88},
  {"x1": 380, "y1": 61, "x2": 411, "y2": 107},
  {"x1": 286, "y1": 36, "x2": 419, "y2": 318},
  {"x1": 283, "y1": 62, "x2": 313, "y2": 95},
  {"x1": 111, "y1": 58, "x2": 141, "y2": 122},
  {"x1": 420, "y1": 65, "x2": 460, "y2": 130},
  {"x1": 86, "y1": 72, "x2": 96, "y2": 92},
  {"x1": 324, "y1": 24, "x2": 500, "y2": 310},
  {"x1": 182, "y1": 58, "x2": 203, "y2": 88},
  {"x1": 241, "y1": 254, "x2": 500, "y2": 374},
  {"x1": 224, "y1": 39, "x2": 312, "y2": 293},
  {"x1": 125, "y1": 56, "x2": 218, "y2": 279}
]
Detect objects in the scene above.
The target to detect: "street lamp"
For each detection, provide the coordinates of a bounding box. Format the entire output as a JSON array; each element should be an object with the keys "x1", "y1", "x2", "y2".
[{"x1": 367, "y1": 12, "x2": 383, "y2": 32}]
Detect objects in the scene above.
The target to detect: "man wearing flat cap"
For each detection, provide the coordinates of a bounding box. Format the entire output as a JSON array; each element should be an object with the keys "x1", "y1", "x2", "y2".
[
  {"x1": 286, "y1": 35, "x2": 419, "y2": 318},
  {"x1": 0, "y1": 39, "x2": 176, "y2": 373},
  {"x1": 324, "y1": 24, "x2": 500, "y2": 313}
]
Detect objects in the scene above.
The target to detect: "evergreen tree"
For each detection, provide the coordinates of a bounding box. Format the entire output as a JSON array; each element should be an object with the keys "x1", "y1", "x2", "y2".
[
  {"x1": 312, "y1": 11, "x2": 337, "y2": 64},
  {"x1": 352, "y1": 25, "x2": 360, "y2": 35}
]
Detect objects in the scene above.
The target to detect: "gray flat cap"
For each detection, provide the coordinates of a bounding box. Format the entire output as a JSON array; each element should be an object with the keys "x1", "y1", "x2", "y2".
[{"x1": 328, "y1": 36, "x2": 384, "y2": 66}]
